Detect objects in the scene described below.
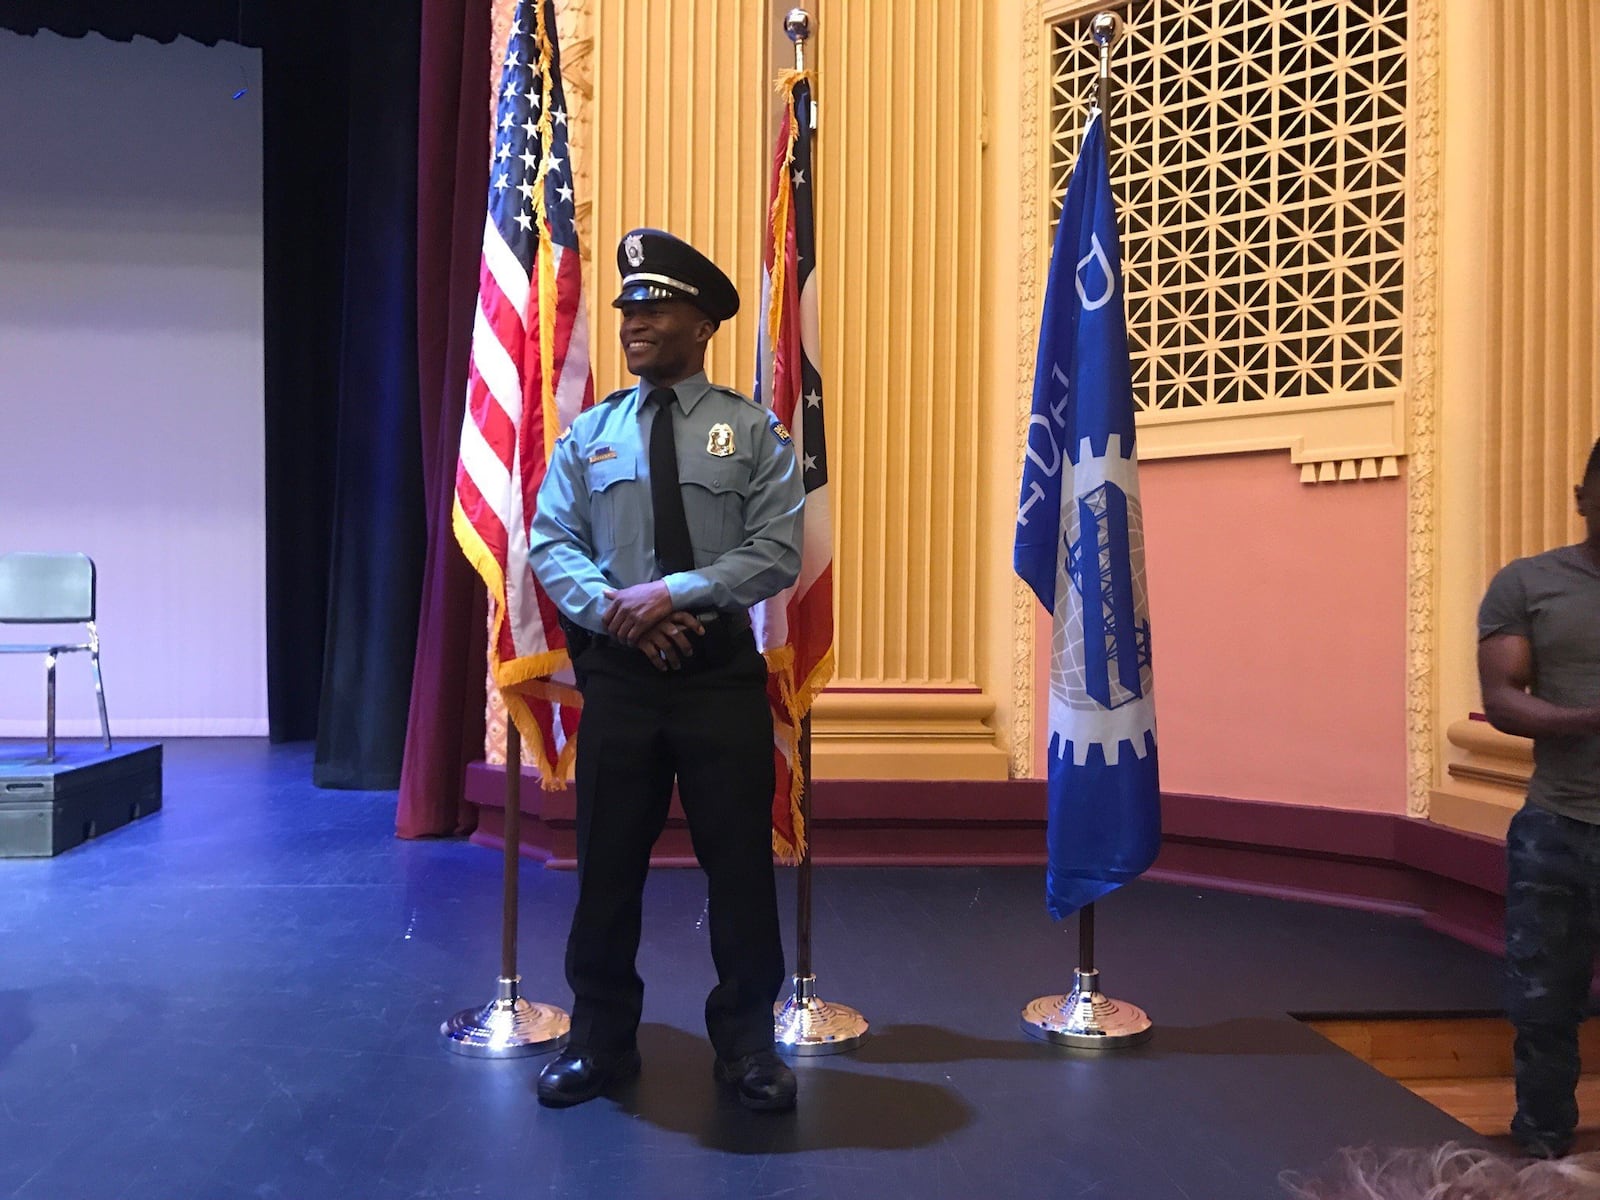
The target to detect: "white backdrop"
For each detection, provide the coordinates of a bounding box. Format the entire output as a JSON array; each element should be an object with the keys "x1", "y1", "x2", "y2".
[{"x1": 0, "y1": 31, "x2": 267, "y2": 737}]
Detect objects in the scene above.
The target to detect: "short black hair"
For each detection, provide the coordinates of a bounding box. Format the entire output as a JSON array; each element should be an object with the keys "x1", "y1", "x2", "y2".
[{"x1": 1586, "y1": 437, "x2": 1600, "y2": 485}]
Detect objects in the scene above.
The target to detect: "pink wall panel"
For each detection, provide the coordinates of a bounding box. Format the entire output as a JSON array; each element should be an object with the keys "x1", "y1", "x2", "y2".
[{"x1": 1035, "y1": 451, "x2": 1409, "y2": 813}]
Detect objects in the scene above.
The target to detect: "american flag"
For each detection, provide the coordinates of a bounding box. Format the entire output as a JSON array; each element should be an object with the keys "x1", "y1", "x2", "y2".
[
  {"x1": 755, "y1": 72, "x2": 833, "y2": 861},
  {"x1": 453, "y1": 0, "x2": 593, "y2": 784}
]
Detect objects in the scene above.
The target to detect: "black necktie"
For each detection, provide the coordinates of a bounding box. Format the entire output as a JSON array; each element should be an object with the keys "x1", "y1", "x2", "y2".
[{"x1": 648, "y1": 387, "x2": 695, "y2": 574}]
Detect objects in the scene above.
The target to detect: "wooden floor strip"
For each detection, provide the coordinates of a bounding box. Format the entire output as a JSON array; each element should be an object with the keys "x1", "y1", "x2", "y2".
[
  {"x1": 1406, "y1": 1076, "x2": 1600, "y2": 1136},
  {"x1": 1306, "y1": 1016, "x2": 1600, "y2": 1143}
]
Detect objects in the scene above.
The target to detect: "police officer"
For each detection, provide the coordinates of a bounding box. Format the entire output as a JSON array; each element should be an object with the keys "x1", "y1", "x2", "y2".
[{"x1": 528, "y1": 229, "x2": 804, "y2": 1112}]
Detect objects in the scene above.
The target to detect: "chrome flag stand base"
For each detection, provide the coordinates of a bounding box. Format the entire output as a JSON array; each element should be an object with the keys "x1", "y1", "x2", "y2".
[
  {"x1": 775, "y1": 973, "x2": 869, "y2": 1057},
  {"x1": 441, "y1": 975, "x2": 570, "y2": 1059},
  {"x1": 1021, "y1": 968, "x2": 1152, "y2": 1049}
]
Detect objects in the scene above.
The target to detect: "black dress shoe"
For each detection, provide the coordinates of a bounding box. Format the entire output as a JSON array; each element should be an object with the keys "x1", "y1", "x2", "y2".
[
  {"x1": 536, "y1": 1048, "x2": 641, "y2": 1108},
  {"x1": 713, "y1": 1049, "x2": 797, "y2": 1112}
]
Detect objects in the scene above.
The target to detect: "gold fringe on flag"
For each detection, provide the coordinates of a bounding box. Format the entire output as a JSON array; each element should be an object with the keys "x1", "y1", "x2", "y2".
[{"x1": 760, "y1": 68, "x2": 833, "y2": 863}]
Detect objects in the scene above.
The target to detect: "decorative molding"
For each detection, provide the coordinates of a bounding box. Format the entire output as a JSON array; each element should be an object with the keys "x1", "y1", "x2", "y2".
[
  {"x1": 1405, "y1": 0, "x2": 1441, "y2": 818},
  {"x1": 1443, "y1": 717, "x2": 1530, "y2": 791},
  {"x1": 811, "y1": 689, "x2": 1009, "y2": 781},
  {"x1": 554, "y1": 0, "x2": 593, "y2": 273},
  {"x1": 1298, "y1": 456, "x2": 1400, "y2": 484},
  {"x1": 1010, "y1": 0, "x2": 1045, "y2": 780},
  {"x1": 1133, "y1": 391, "x2": 1407, "y2": 467},
  {"x1": 1042, "y1": 0, "x2": 1415, "y2": 470}
]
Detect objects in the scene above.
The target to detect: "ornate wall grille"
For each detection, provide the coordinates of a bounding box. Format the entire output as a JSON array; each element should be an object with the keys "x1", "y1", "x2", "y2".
[{"x1": 1049, "y1": 0, "x2": 1410, "y2": 413}]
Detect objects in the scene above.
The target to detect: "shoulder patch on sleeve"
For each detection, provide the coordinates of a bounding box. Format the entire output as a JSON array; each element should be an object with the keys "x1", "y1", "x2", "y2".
[{"x1": 769, "y1": 415, "x2": 793, "y2": 446}]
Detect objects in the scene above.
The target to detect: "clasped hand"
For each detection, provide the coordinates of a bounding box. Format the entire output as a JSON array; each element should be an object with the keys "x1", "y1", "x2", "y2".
[{"x1": 602, "y1": 583, "x2": 703, "y2": 671}]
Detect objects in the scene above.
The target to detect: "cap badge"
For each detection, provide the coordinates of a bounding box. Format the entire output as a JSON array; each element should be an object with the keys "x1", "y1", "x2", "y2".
[
  {"x1": 707, "y1": 423, "x2": 736, "y2": 457},
  {"x1": 624, "y1": 233, "x2": 645, "y2": 268}
]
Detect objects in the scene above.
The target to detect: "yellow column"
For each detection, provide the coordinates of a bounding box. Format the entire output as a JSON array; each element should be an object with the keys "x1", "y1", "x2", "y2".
[
  {"x1": 1429, "y1": 0, "x2": 1600, "y2": 836},
  {"x1": 802, "y1": 0, "x2": 1008, "y2": 779}
]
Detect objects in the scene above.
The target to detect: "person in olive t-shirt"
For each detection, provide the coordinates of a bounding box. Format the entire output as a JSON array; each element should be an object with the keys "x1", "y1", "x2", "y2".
[{"x1": 1478, "y1": 435, "x2": 1600, "y2": 1160}]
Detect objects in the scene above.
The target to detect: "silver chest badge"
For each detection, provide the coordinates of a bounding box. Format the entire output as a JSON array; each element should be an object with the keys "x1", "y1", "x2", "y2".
[
  {"x1": 624, "y1": 233, "x2": 645, "y2": 268},
  {"x1": 707, "y1": 423, "x2": 735, "y2": 457}
]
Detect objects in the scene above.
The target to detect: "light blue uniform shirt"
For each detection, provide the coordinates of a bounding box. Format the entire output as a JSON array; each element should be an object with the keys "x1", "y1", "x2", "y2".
[{"x1": 529, "y1": 371, "x2": 805, "y2": 633}]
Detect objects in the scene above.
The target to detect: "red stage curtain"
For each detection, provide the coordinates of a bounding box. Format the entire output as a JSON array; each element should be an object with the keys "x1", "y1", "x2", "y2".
[{"x1": 396, "y1": 0, "x2": 492, "y2": 837}]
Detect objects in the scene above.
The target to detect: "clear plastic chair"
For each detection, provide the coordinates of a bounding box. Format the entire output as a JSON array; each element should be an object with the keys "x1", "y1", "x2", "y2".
[{"x1": 0, "y1": 553, "x2": 111, "y2": 762}]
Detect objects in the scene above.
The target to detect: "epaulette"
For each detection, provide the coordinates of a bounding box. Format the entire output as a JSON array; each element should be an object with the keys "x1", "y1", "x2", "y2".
[
  {"x1": 598, "y1": 386, "x2": 635, "y2": 405},
  {"x1": 709, "y1": 383, "x2": 761, "y2": 409}
]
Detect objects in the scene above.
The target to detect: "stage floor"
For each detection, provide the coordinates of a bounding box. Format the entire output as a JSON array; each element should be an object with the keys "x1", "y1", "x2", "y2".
[{"x1": 0, "y1": 739, "x2": 1504, "y2": 1200}]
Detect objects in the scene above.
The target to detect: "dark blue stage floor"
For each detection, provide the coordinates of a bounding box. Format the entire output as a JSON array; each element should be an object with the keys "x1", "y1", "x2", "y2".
[{"x1": 0, "y1": 739, "x2": 1501, "y2": 1200}]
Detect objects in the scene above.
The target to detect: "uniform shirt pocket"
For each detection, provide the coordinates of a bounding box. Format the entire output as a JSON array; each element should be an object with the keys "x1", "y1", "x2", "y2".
[
  {"x1": 678, "y1": 455, "x2": 751, "y2": 559},
  {"x1": 585, "y1": 454, "x2": 642, "y2": 550}
]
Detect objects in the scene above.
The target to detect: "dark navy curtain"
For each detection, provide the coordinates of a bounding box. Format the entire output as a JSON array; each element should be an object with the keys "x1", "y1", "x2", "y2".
[{"x1": 262, "y1": 0, "x2": 426, "y2": 789}]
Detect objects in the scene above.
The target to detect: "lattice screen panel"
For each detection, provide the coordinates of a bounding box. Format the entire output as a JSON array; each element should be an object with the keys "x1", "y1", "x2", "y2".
[{"x1": 1049, "y1": 0, "x2": 1410, "y2": 414}]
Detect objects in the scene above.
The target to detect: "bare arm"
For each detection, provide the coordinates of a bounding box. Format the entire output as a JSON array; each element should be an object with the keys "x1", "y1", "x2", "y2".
[{"x1": 1477, "y1": 633, "x2": 1600, "y2": 738}]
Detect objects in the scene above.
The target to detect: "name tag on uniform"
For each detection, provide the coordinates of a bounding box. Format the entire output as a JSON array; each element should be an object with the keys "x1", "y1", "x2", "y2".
[
  {"x1": 706, "y1": 423, "x2": 736, "y2": 457},
  {"x1": 587, "y1": 447, "x2": 618, "y2": 463}
]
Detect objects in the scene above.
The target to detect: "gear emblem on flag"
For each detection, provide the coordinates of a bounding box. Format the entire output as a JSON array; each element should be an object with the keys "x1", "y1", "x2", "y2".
[{"x1": 1049, "y1": 433, "x2": 1157, "y2": 768}]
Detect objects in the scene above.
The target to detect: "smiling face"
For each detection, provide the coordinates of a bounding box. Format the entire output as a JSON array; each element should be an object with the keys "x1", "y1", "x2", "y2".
[{"x1": 618, "y1": 299, "x2": 714, "y2": 386}]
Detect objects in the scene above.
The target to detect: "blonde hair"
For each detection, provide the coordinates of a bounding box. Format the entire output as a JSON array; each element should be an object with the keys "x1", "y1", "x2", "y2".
[{"x1": 1280, "y1": 1144, "x2": 1600, "y2": 1200}]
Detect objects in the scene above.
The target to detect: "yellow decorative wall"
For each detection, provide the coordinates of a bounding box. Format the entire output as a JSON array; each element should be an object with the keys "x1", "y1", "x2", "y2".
[
  {"x1": 803, "y1": 0, "x2": 1007, "y2": 779},
  {"x1": 1430, "y1": 0, "x2": 1600, "y2": 836},
  {"x1": 475, "y1": 0, "x2": 1596, "y2": 822},
  {"x1": 487, "y1": 0, "x2": 1012, "y2": 779}
]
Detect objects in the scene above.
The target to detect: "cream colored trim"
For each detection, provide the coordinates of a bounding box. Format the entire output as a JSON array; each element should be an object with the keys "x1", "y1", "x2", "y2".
[
  {"x1": 1135, "y1": 389, "x2": 1407, "y2": 466},
  {"x1": 813, "y1": 689, "x2": 1000, "y2": 741},
  {"x1": 1298, "y1": 457, "x2": 1400, "y2": 485},
  {"x1": 812, "y1": 691, "x2": 1010, "y2": 781},
  {"x1": 1405, "y1": 0, "x2": 1443, "y2": 818},
  {"x1": 1010, "y1": 0, "x2": 1046, "y2": 779},
  {"x1": 1445, "y1": 717, "x2": 1531, "y2": 790},
  {"x1": 1429, "y1": 717, "x2": 1529, "y2": 839},
  {"x1": 556, "y1": 0, "x2": 594, "y2": 271}
]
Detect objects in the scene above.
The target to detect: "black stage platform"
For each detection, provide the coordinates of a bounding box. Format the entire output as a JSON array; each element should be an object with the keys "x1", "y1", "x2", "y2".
[
  {"x1": 0, "y1": 740, "x2": 1504, "y2": 1200},
  {"x1": 0, "y1": 741, "x2": 161, "y2": 857}
]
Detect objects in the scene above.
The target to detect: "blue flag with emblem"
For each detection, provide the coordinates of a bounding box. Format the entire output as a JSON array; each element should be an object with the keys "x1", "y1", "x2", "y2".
[{"x1": 1014, "y1": 111, "x2": 1160, "y2": 920}]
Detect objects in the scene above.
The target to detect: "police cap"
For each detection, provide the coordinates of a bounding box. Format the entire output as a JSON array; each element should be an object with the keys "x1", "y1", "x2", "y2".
[{"x1": 612, "y1": 228, "x2": 740, "y2": 323}]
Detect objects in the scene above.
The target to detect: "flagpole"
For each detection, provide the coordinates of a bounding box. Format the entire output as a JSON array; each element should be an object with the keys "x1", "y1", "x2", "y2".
[
  {"x1": 441, "y1": 718, "x2": 571, "y2": 1056},
  {"x1": 1019, "y1": 9, "x2": 1152, "y2": 1051},
  {"x1": 772, "y1": 6, "x2": 868, "y2": 1059}
]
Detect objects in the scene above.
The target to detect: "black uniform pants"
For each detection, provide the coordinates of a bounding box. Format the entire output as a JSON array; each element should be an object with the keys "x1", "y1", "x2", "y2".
[
  {"x1": 1505, "y1": 803, "x2": 1600, "y2": 1155},
  {"x1": 564, "y1": 630, "x2": 784, "y2": 1060}
]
